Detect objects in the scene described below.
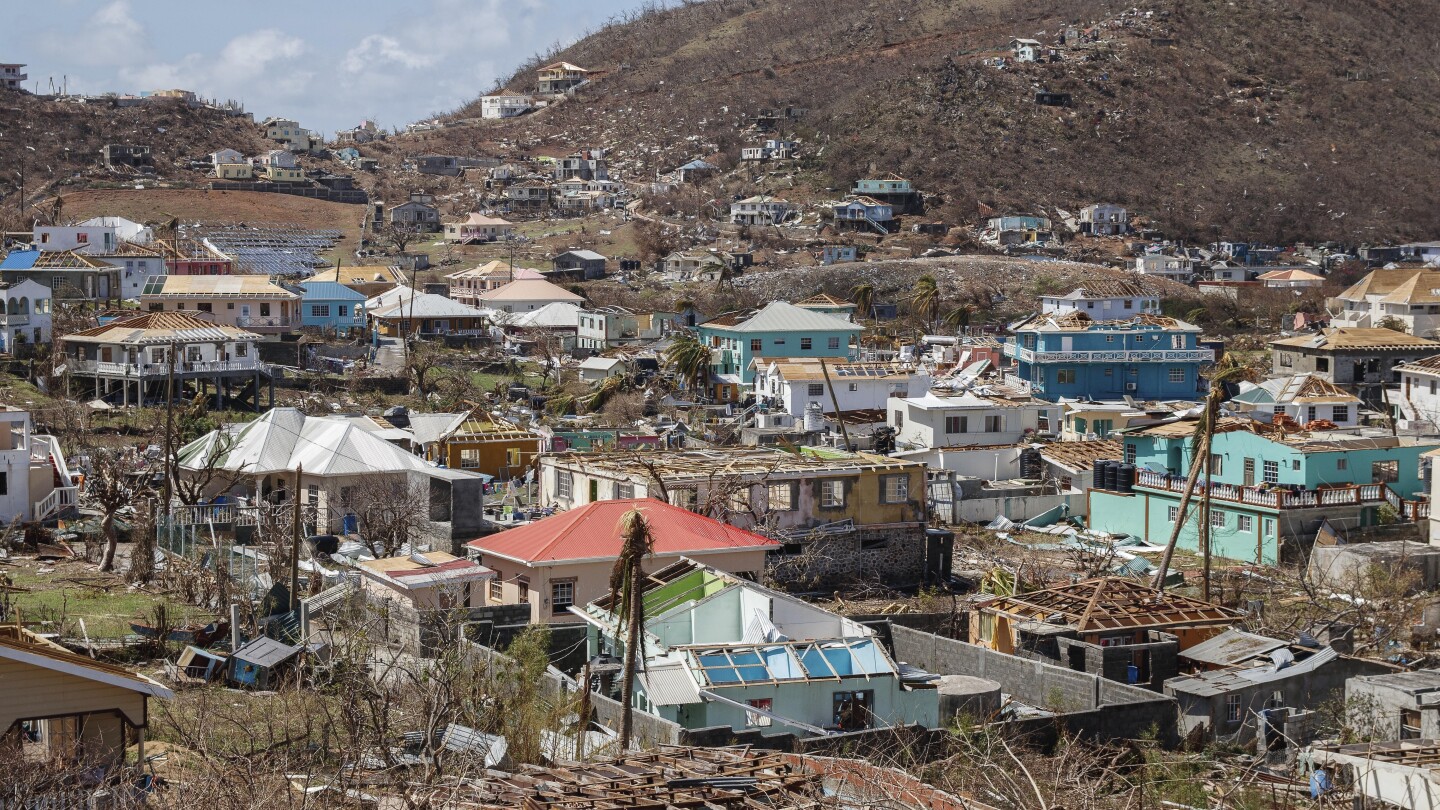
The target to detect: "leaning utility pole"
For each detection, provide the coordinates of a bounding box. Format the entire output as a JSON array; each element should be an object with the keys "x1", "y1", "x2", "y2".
[
  {"x1": 290, "y1": 465, "x2": 303, "y2": 612},
  {"x1": 162, "y1": 342, "x2": 177, "y2": 509}
]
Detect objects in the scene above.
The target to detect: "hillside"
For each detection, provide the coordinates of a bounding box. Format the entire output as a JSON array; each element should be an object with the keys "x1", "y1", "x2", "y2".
[
  {"x1": 0, "y1": 93, "x2": 275, "y2": 224},
  {"x1": 437, "y1": 0, "x2": 1440, "y2": 243}
]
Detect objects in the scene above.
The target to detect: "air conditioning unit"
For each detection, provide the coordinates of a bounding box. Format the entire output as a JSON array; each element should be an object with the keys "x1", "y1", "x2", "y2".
[{"x1": 1125, "y1": 383, "x2": 1139, "y2": 393}]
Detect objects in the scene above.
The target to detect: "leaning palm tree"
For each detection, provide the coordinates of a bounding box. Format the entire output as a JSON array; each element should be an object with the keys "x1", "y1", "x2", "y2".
[
  {"x1": 1152, "y1": 352, "x2": 1261, "y2": 594},
  {"x1": 610, "y1": 508, "x2": 655, "y2": 750},
  {"x1": 664, "y1": 332, "x2": 711, "y2": 399},
  {"x1": 849, "y1": 283, "x2": 875, "y2": 322},
  {"x1": 943, "y1": 304, "x2": 974, "y2": 333},
  {"x1": 908, "y1": 274, "x2": 941, "y2": 332}
]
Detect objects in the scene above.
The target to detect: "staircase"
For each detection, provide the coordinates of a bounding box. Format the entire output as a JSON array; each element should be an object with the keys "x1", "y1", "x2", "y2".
[{"x1": 31, "y1": 435, "x2": 79, "y2": 522}]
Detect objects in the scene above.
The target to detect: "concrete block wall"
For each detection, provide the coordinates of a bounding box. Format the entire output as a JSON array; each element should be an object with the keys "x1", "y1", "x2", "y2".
[{"x1": 768, "y1": 525, "x2": 929, "y2": 587}]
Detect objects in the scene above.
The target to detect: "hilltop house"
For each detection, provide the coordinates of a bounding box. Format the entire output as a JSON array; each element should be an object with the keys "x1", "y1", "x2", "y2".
[
  {"x1": 480, "y1": 92, "x2": 534, "y2": 118},
  {"x1": 551, "y1": 249, "x2": 607, "y2": 280},
  {"x1": 851, "y1": 175, "x2": 923, "y2": 214},
  {"x1": 390, "y1": 194, "x2": 441, "y2": 233},
  {"x1": 538, "y1": 447, "x2": 931, "y2": 583},
  {"x1": 0, "y1": 279, "x2": 52, "y2": 352},
  {"x1": 0, "y1": 407, "x2": 78, "y2": 524},
  {"x1": 831, "y1": 197, "x2": 894, "y2": 234},
  {"x1": 261, "y1": 117, "x2": 320, "y2": 152},
  {"x1": 1134, "y1": 253, "x2": 1194, "y2": 281},
  {"x1": 660, "y1": 251, "x2": 728, "y2": 282},
  {"x1": 1227, "y1": 374, "x2": 1363, "y2": 428},
  {"x1": 1040, "y1": 279, "x2": 1159, "y2": 320},
  {"x1": 334, "y1": 119, "x2": 384, "y2": 144},
  {"x1": 740, "y1": 139, "x2": 800, "y2": 161},
  {"x1": 1079, "y1": 203, "x2": 1130, "y2": 236},
  {"x1": 477, "y1": 278, "x2": 584, "y2": 313},
  {"x1": 555, "y1": 150, "x2": 608, "y2": 181},
  {"x1": 1011, "y1": 38, "x2": 1044, "y2": 62},
  {"x1": 890, "y1": 389, "x2": 1058, "y2": 450},
  {"x1": 60, "y1": 312, "x2": 270, "y2": 410},
  {"x1": 140, "y1": 274, "x2": 299, "y2": 335},
  {"x1": 1087, "y1": 418, "x2": 1436, "y2": 564},
  {"x1": 1269, "y1": 328, "x2": 1440, "y2": 401},
  {"x1": 1328, "y1": 267, "x2": 1440, "y2": 337},
  {"x1": 1006, "y1": 311, "x2": 1213, "y2": 400},
  {"x1": 571, "y1": 559, "x2": 939, "y2": 735},
  {"x1": 443, "y1": 213, "x2": 515, "y2": 243},
  {"x1": 754, "y1": 358, "x2": 928, "y2": 420},
  {"x1": 697, "y1": 302, "x2": 860, "y2": 400},
  {"x1": 537, "y1": 62, "x2": 589, "y2": 94},
  {"x1": 1, "y1": 63, "x2": 27, "y2": 90},
  {"x1": 730, "y1": 196, "x2": 793, "y2": 226},
  {"x1": 294, "y1": 281, "x2": 367, "y2": 336},
  {"x1": 465, "y1": 500, "x2": 779, "y2": 624}
]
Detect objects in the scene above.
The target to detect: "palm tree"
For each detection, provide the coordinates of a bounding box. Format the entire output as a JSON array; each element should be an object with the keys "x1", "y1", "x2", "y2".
[
  {"x1": 908, "y1": 274, "x2": 941, "y2": 332},
  {"x1": 943, "y1": 304, "x2": 974, "y2": 333},
  {"x1": 609, "y1": 508, "x2": 655, "y2": 749},
  {"x1": 664, "y1": 332, "x2": 711, "y2": 399},
  {"x1": 849, "y1": 283, "x2": 875, "y2": 322},
  {"x1": 1152, "y1": 352, "x2": 1262, "y2": 595}
]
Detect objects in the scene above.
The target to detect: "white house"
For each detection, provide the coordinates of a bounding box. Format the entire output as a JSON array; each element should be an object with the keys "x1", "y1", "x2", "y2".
[
  {"x1": 1011, "y1": 38, "x2": 1043, "y2": 62},
  {"x1": 1134, "y1": 253, "x2": 1194, "y2": 281},
  {"x1": 78, "y1": 217, "x2": 153, "y2": 244},
  {"x1": 443, "y1": 214, "x2": 515, "y2": 244},
  {"x1": 890, "y1": 390, "x2": 1057, "y2": 450},
  {"x1": 1040, "y1": 280, "x2": 1159, "y2": 320},
  {"x1": 33, "y1": 225, "x2": 118, "y2": 253},
  {"x1": 1228, "y1": 374, "x2": 1363, "y2": 428},
  {"x1": 1328, "y1": 267, "x2": 1440, "y2": 337},
  {"x1": 477, "y1": 278, "x2": 584, "y2": 313},
  {"x1": 753, "y1": 358, "x2": 928, "y2": 419},
  {"x1": 577, "y1": 356, "x2": 626, "y2": 384},
  {"x1": 1079, "y1": 203, "x2": 1129, "y2": 236},
  {"x1": 576, "y1": 306, "x2": 672, "y2": 351},
  {"x1": 257, "y1": 149, "x2": 297, "y2": 169},
  {"x1": 1259, "y1": 268, "x2": 1325, "y2": 288},
  {"x1": 1396, "y1": 356, "x2": 1440, "y2": 431},
  {"x1": 730, "y1": 196, "x2": 793, "y2": 226},
  {"x1": 0, "y1": 407, "x2": 78, "y2": 524},
  {"x1": 210, "y1": 148, "x2": 244, "y2": 165},
  {"x1": 0, "y1": 279, "x2": 52, "y2": 351},
  {"x1": 479, "y1": 92, "x2": 534, "y2": 119}
]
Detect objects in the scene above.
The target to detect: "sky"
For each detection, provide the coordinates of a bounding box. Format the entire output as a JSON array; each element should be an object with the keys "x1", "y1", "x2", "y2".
[{"x1": 7, "y1": 0, "x2": 638, "y2": 133}]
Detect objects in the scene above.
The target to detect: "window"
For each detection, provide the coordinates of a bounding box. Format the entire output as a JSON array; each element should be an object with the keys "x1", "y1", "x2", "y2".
[
  {"x1": 1106, "y1": 334, "x2": 1115, "y2": 343},
  {"x1": 807, "y1": 383, "x2": 825, "y2": 397},
  {"x1": 984, "y1": 415, "x2": 1004, "y2": 433},
  {"x1": 1124, "y1": 443, "x2": 1137, "y2": 464},
  {"x1": 1057, "y1": 368, "x2": 1076, "y2": 384},
  {"x1": 833, "y1": 690, "x2": 874, "y2": 731},
  {"x1": 1168, "y1": 367, "x2": 1185, "y2": 383},
  {"x1": 616, "y1": 482, "x2": 635, "y2": 499},
  {"x1": 773, "y1": 338, "x2": 786, "y2": 346},
  {"x1": 800, "y1": 337, "x2": 812, "y2": 350},
  {"x1": 51, "y1": 277, "x2": 64, "y2": 292},
  {"x1": 186, "y1": 346, "x2": 202, "y2": 362},
  {"x1": 490, "y1": 579, "x2": 504, "y2": 602},
  {"x1": 518, "y1": 578, "x2": 529, "y2": 603},
  {"x1": 556, "y1": 471, "x2": 573, "y2": 499},
  {"x1": 506, "y1": 448, "x2": 523, "y2": 467},
  {"x1": 310, "y1": 305, "x2": 330, "y2": 318},
  {"x1": 1332, "y1": 405, "x2": 1349, "y2": 422},
  {"x1": 820, "y1": 480, "x2": 845, "y2": 508},
  {"x1": 338, "y1": 305, "x2": 349, "y2": 317},
  {"x1": 1226, "y1": 694, "x2": 1242, "y2": 723},
  {"x1": 234, "y1": 342, "x2": 248, "y2": 357},
  {"x1": 459, "y1": 448, "x2": 481, "y2": 469},
  {"x1": 1273, "y1": 405, "x2": 1286, "y2": 415},
  {"x1": 945, "y1": 415, "x2": 966, "y2": 434},
  {"x1": 672, "y1": 489, "x2": 699, "y2": 511},
  {"x1": 1337, "y1": 458, "x2": 1348, "y2": 471},
  {"x1": 1238, "y1": 514, "x2": 1254, "y2": 532},
  {"x1": 1373, "y1": 460, "x2": 1399, "y2": 483},
  {"x1": 1167, "y1": 506, "x2": 1179, "y2": 522},
  {"x1": 893, "y1": 411, "x2": 903, "y2": 429},
  {"x1": 0, "y1": 472, "x2": 6, "y2": 496},
  {"x1": 551, "y1": 581, "x2": 574, "y2": 614},
  {"x1": 1210, "y1": 454, "x2": 1223, "y2": 476},
  {"x1": 197, "y1": 302, "x2": 212, "y2": 313},
  {"x1": 881, "y1": 475, "x2": 909, "y2": 503},
  {"x1": 1315, "y1": 357, "x2": 1329, "y2": 372},
  {"x1": 1432, "y1": 380, "x2": 1438, "y2": 396},
  {"x1": 259, "y1": 303, "x2": 271, "y2": 316},
  {"x1": 828, "y1": 336, "x2": 841, "y2": 349},
  {"x1": 745, "y1": 699, "x2": 773, "y2": 727},
  {"x1": 1210, "y1": 511, "x2": 1226, "y2": 529},
  {"x1": 1123, "y1": 299, "x2": 1133, "y2": 309},
  {"x1": 1263, "y1": 460, "x2": 1279, "y2": 484},
  {"x1": 1306, "y1": 406, "x2": 1317, "y2": 422},
  {"x1": 847, "y1": 382, "x2": 858, "y2": 392},
  {"x1": 767, "y1": 483, "x2": 795, "y2": 510}
]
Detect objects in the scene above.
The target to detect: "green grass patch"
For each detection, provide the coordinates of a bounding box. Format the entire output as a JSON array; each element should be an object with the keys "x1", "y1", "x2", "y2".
[{"x1": 7, "y1": 566, "x2": 211, "y2": 638}]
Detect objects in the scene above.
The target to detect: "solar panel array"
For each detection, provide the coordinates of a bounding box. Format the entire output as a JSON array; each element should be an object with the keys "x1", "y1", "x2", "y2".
[{"x1": 182, "y1": 223, "x2": 344, "y2": 278}]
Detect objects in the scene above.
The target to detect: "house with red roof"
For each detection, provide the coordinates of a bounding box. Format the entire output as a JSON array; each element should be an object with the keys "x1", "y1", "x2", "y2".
[{"x1": 464, "y1": 499, "x2": 779, "y2": 624}]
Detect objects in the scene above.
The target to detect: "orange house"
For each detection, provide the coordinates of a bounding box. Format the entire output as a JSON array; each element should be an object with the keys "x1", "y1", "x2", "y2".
[{"x1": 427, "y1": 411, "x2": 540, "y2": 481}]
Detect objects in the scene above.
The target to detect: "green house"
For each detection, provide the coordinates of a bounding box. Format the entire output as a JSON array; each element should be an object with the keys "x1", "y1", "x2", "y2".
[
  {"x1": 1088, "y1": 419, "x2": 1436, "y2": 564},
  {"x1": 695, "y1": 302, "x2": 860, "y2": 402}
]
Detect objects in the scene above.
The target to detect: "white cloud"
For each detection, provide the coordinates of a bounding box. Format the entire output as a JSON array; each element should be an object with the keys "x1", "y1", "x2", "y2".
[
  {"x1": 342, "y1": 34, "x2": 436, "y2": 74},
  {"x1": 39, "y1": 0, "x2": 150, "y2": 67}
]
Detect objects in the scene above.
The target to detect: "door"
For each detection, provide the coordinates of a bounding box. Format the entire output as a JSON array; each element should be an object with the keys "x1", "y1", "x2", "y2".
[
  {"x1": 1061, "y1": 336, "x2": 1073, "y2": 353},
  {"x1": 240, "y1": 304, "x2": 251, "y2": 322},
  {"x1": 1243, "y1": 458, "x2": 1255, "y2": 486}
]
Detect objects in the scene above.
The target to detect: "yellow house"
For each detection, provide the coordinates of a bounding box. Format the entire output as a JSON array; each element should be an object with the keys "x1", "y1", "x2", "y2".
[
  {"x1": 261, "y1": 165, "x2": 305, "y2": 183},
  {"x1": 139, "y1": 274, "x2": 300, "y2": 334},
  {"x1": 428, "y1": 411, "x2": 540, "y2": 481},
  {"x1": 215, "y1": 162, "x2": 253, "y2": 180},
  {"x1": 310, "y1": 265, "x2": 408, "y2": 298},
  {"x1": 0, "y1": 625, "x2": 172, "y2": 770}
]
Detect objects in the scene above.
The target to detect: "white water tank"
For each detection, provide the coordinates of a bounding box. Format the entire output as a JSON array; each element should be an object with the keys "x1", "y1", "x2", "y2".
[{"x1": 804, "y1": 401, "x2": 825, "y2": 432}]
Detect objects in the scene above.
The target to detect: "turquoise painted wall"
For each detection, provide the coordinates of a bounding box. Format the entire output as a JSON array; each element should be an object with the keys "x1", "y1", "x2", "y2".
[
  {"x1": 1088, "y1": 490, "x2": 1280, "y2": 564},
  {"x1": 696, "y1": 325, "x2": 858, "y2": 383}
]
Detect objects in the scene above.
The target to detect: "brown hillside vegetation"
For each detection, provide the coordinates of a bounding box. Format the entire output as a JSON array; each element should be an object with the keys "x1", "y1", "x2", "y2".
[
  {"x1": 0, "y1": 94, "x2": 273, "y2": 217},
  {"x1": 436, "y1": 0, "x2": 1440, "y2": 243}
]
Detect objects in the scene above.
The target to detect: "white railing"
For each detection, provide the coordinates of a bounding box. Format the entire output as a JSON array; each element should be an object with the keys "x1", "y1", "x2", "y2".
[
  {"x1": 72, "y1": 358, "x2": 262, "y2": 376},
  {"x1": 1132, "y1": 470, "x2": 1427, "y2": 516},
  {"x1": 32, "y1": 486, "x2": 78, "y2": 521},
  {"x1": 0, "y1": 315, "x2": 29, "y2": 326},
  {"x1": 1006, "y1": 344, "x2": 1215, "y2": 364},
  {"x1": 236, "y1": 316, "x2": 297, "y2": 329}
]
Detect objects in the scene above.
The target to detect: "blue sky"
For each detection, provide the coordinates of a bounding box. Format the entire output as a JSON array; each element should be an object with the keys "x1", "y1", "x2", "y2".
[{"x1": 8, "y1": 0, "x2": 638, "y2": 133}]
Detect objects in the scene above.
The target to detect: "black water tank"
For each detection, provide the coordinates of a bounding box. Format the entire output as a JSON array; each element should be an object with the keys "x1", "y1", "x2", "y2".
[
  {"x1": 1019, "y1": 448, "x2": 1043, "y2": 479},
  {"x1": 1093, "y1": 459, "x2": 1109, "y2": 490},
  {"x1": 1103, "y1": 460, "x2": 1120, "y2": 492},
  {"x1": 1119, "y1": 464, "x2": 1136, "y2": 493}
]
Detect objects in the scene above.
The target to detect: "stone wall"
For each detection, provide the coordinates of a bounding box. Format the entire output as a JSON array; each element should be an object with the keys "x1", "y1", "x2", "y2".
[
  {"x1": 767, "y1": 524, "x2": 933, "y2": 588},
  {"x1": 1051, "y1": 631, "x2": 1180, "y2": 691}
]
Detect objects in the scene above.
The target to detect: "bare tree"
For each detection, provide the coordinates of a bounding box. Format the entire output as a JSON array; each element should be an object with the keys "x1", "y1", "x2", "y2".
[
  {"x1": 381, "y1": 221, "x2": 420, "y2": 255},
  {"x1": 344, "y1": 475, "x2": 432, "y2": 557},
  {"x1": 86, "y1": 448, "x2": 154, "y2": 572}
]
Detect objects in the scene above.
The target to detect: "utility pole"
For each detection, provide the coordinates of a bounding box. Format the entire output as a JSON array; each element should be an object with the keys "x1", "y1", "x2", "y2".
[
  {"x1": 1199, "y1": 443, "x2": 1214, "y2": 602},
  {"x1": 290, "y1": 465, "x2": 303, "y2": 612},
  {"x1": 162, "y1": 342, "x2": 176, "y2": 509},
  {"x1": 819, "y1": 358, "x2": 852, "y2": 451}
]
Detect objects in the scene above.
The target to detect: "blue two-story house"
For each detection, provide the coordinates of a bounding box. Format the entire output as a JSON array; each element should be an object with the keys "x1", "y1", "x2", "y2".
[
  {"x1": 295, "y1": 281, "x2": 367, "y2": 337},
  {"x1": 1088, "y1": 418, "x2": 1435, "y2": 564},
  {"x1": 696, "y1": 301, "x2": 860, "y2": 402},
  {"x1": 1005, "y1": 311, "x2": 1213, "y2": 401}
]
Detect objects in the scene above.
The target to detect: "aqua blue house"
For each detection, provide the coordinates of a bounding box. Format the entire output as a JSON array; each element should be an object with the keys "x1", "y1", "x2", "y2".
[
  {"x1": 696, "y1": 301, "x2": 860, "y2": 402},
  {"x1": 296, "y1": 281, "x2": 367, "y2": 336},
  {"x1": 1005, "y1": 312, "x2": 1213, "y2": 400},
  {"x1": 1087, "y1": 419, "x2": 1435, "y2": 564}
]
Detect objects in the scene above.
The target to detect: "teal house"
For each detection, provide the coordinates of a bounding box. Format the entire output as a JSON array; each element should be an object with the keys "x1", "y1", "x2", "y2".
[
  {"x1": 295, "y1": 281, "x2": 367, "y2": 336},
  {"x1": 1088, "y1": 419, "x2": 1435, "y2": 564},
  {"x1": 1005, "y1": 311, "x2": 1213, "y2": 401},
  {"x1": 573, "y1": 559, "x2": 939, "y2": 736},
  {"x1": 696, "y1": 302, "x2": 860, "y2": 402}
]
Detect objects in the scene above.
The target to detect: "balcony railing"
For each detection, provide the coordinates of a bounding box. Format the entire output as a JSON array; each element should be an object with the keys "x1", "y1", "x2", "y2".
[
  {"x1": 71, "y1": 358, "x2": 263, "y2": 377},
  {"x1": 1006, "y1": 344, "x2": 1215, "y2": 364},
  {"x1": 0, "y1": 315, "x2": 29, "y2": 326},
  {"x1": 236, "y1": 316, "x2": 297, "y2": 329},
  {"x1": 1133, "y1": 470, "x2": 1429, "y2": 519}
]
